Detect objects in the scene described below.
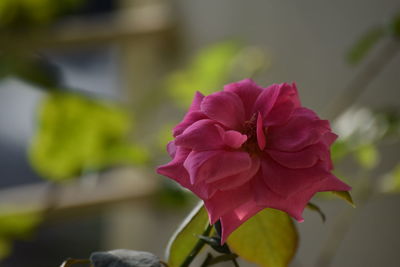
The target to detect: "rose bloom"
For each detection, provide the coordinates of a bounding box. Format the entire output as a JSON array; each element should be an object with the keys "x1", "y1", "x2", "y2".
[{"x1": 157, "y1": 79, "x2": 351, "y2": 243}]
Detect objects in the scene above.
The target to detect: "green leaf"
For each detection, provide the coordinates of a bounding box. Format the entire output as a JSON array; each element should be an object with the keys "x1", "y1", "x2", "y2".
[
  {"x1": 167, "y1": 41, "x2": 242, "y2": 108},
  {"x1": 380, "y1": 164, "x2": 400, "y2": 193},
  {"x1": 346, "y1": 26, "x2": 385, "y2": 65},
  {"x1": 0, "y1": 210, "x2": 42, "y2": 238},
  {"x1": 0, "y1": 239, "x2": 11, "y2": 259},
  {"x1": 227, "y1": 208, "x2": 298, "y2": 267},
  {"x1": 0, "y1": 0, "x2": 84, "y2": 28},
  {"x1": 0, "y1": 209, "x2": 42, "y2": 259},
  {"x1": 0, "y1": 53, "x2": 61, "y2": 89},
  {"x1": 166, "y1": 202, "x2": 210, "y2": 267},
  {"x1": 306, "y1": 202, "x2": 326, "y2": 222},
  {"x1": 389, "y1": 12, "x2": 400, "y2": 37},
  {"x1": 331, "y1": 140, "x2": 351, "y2": 162},
  {"x1": 331, "y1": 191, "x2": 355, "y2": 207},
  {"x1": 354, "y1": 143, "x2": 379, "y2": 169},
  {"x1": 29, "y1": 92, "x2": 148, "y2": 180}
]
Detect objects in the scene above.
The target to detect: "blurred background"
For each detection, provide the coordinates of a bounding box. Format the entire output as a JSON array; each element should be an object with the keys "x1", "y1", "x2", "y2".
[{"x1": 0, "y1": 0, "x2": 399, "y2": 266}]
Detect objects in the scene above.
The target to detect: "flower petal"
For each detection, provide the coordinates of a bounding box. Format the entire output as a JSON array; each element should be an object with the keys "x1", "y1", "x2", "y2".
[
  {"x1": 224, "y1": 79, "x2": 262, "y2": 120},
  {"x1": 173, "y1": 91, "x2": 206, "y2": 137},
  {"x1": 266, "y1": 142, "x2": 328, "y2": 169},
  {"x1": 260, "y1": 155, "x2": 331, "y2": 197},
  {"x1": 175, "y1": 119, "x2": 224, "y2": 151},
  {"x1": 266, "y1": 107, "x2": 331, "y2": 152},
  {"x1": 166, "y1": 141, "x2": 176, "y2": 158},
  {"x1": 183, "y1": 150, "x2": 251, "y2": 185},
  {"x1": 253, "y1": 171, "x2": 351, "y2": 222},
  {"x1": 156, "y1": 147, "x2": 192, "y2": 188},
  {"x1": 201, "y1": 91, "x2": 245, "y2": 130},
  {"x1": 254, "y1": 83, "x2": 301, "y2": 126},
  {"x1": 219, "y1": 201, "x2": 263, "y2": 244},
  {"x1": 204, "y1": 182, "x2": 254, "y2": 225},
  {"x1": 256, "y1": 112, "x2": 266, "y2": 150},
  {"x1": 173, "y1": 111, "x2": 208, "y2": 137},
  {"x1": 218, "y1": 126, "x2": 247, "y2": 149},
  {"x1": 253, "y1": 84, "x2": 281, "y2": 118},
  {"x1": 208, "y1": 156, "x2": 260, "y2": 190}
]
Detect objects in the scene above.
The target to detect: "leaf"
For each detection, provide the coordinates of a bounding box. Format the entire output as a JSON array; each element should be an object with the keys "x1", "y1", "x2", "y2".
[
  {"x1": 389, "y1": 12, "x2": 400, "y2": 37},
  {"x1": 0, "y1": 210, "x2": 42, "y2": 259},
  {"x1": 346, "y1": 26, "x2": 385, "y2": 65},
  {"x1": 379, "y1": 164, "x2": 400, "y2": 193},
  {"x1": 354, "y1": 143, "x2": 379, "y2": 169},
  {"x1": 166, "y1": 41, "x2": 242, "y2": 108},
  {"x1": 306, "y1": 202, "x2": 326, "y2": 222},
  {"x1": 0, "y1": 0, "x2": 85, "y2": 28},
  {"x1": 227, "y1": 208, "x2": 298, "y2": 267},
  {"x1": 330, "y1": 140, "x2": 351, "y2": 162},
  {"x1": 0, "y1": 239, "x2": 11, "y2": 259},
  {"x1": 29, "y1": 92, "x2": 148, "y2": 180},
  {"x1": 0, "y1": 210, "x2": 42, "y2": 238},
  {"x1": 166, "y1": 202, "x2": 210, "y2": 267},
  {"x1": 0, "y1": 53, "x2": 61, "y2": 89},
  {"x1": 331, "y1": 191, "x2": 355, "y2": 207}
]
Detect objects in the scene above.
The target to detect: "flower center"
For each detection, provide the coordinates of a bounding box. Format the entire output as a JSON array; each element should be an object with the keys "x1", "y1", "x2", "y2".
[{"x1": 242, "y1": 113, "x2": 262, "y2": 154}]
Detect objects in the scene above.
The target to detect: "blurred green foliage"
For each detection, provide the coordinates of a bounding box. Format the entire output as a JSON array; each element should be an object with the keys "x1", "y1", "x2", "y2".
[
  {"x1": 0, "y1": 53, "x2": 61, "y2": 88},
  {"x1": 389, "y1": 12, "x2": 400, "y2": 37},
  {"x1": 166, "y1": 41, "x2": 267, "y2": 108},
  {"x1": 0, "y1": 0, "x2": 84, "y2": 28},
  {"x1": 0, "y1": 209, "x2": 42, "y2": 259},
  {"x1": 380, "y1": 164, "x2": 400, "y2": 193},
  {"x1": 346, "y1": 11, "x2": 400, "y2": 65},
  {"x1": 346, "y1": 26, "x2": 385, "y2": 65},
  {"x1": 29, "y1": 92, "x2": 148, "y2": 181},
  {"x1": 354, "y1": 144, "x2": 379, "y2": 170},
  {"x1": 331, "y1": 107, "x2": 400, "y2": 195}
]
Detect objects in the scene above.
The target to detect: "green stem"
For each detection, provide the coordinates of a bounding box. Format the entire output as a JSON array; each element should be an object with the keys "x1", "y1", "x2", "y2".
[{"x1": 180, "y1": 224, "x2": 213, "y2": 267}]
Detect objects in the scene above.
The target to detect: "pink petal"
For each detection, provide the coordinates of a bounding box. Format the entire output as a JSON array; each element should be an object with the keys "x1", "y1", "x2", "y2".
[
  {"x1": 203, "y1": 182, "x2": 254, "y2": 225},
  {"x1": 253, "y1": 171, "x2": 351, "y2": 222},
  {"x1": 219, "y1": 201, "x2": 263, "y2": 244},
  {"x1": 253, "y1": 84, "x2": 281, "y2": 119},
  {"x1": 260, "y1": 155, "x2": 331, "y2": 197},
  {"x1": 222, "y1": 129, "x2": 248, "y2": 149},
  {"x1": 158, "y1": 147, "x2": 219, "y2": 200},
  {"x1": 166, "y1": 141, "x2": 176, "y2": 158},
  {"x1": 175, "y1": 119, "x2": 224, "y2": 151},
  {"x1": 201, "y1": 91, "x2": 245, "y2": 130},
  {"x1": 156, "y1": 147, "x2": 192, "y2": 188},
  {"x1": 265, "y1": 100, "x2": 295, "y2": 127},
  {"x1": 183, "y1": 150, "x2": 251, "y2": 185},
  {"x1": 266, "y1": 107, "x2": 330, "y2": 152},
  {"x1": 266, "y1": 142, "x2": 327, "y2": 169},
  {"x1": 289, "y1": 82, "x2": 301, "y2": 108},
  {"x1": 264, "y1": 83, "x2": 300, "y2": 126},
  {"x1": 189, "y1": 91, "x2": 205, "y2": 112},
  {"x1": 173, "y1": 92, "x2": 206, "y2": 137},
  {"x1": 224, "y1": 79, "x2": 263, "y2": 120},
  {"x1": 256, "y1": 112, "x2": 266, "y2": 150},
  {"x1": 254, "y1": 83, "x2": 301, "y2": 126},
  {"x1": 208, "y1": 156, "x2": 260, "y2": 190},
  {"x1": 321, "y1": 131, "x2": 338, "y2": 147},
  {"x1": 173, "y1": 111, "x2": 208, "y2": 137}
]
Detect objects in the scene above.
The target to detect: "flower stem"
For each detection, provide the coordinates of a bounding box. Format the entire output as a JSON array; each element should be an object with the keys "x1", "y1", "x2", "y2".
[{"x1": 180, "y1": 223, "x2": 213, "y2": 267}]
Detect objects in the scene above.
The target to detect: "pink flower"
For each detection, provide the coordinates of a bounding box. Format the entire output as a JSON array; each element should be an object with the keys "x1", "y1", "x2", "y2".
[{"x1": 157, "y1": 79, "x2": 351, "y2": 243}]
